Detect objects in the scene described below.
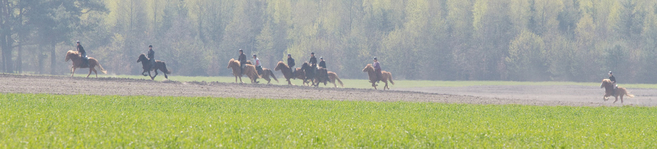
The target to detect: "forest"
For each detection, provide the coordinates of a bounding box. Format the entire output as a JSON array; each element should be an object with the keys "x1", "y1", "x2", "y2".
[{"x1": 1, "y1": 0, "x2": 657, "y2": 83}]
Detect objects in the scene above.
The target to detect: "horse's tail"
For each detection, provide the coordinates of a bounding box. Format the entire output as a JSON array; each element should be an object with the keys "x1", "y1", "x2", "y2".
[
  {"x1": 388, "y1": 72, "x2": 394, "y2": 85},
  {"x1": 96, "y1": 61, "x2": 107, "y2": 74},
  {"x1": 336, "y1": 76, "x2": 344, "y2": 87},
  {"x1": 161, "y1": 62, "x2": 172, "y2": 74},
  {"x1": 268, "y1": 69, "x2": 278, "y2": 82},
  {"x1": 623, "y1": 88, "x2": 635, "y2": 98}
]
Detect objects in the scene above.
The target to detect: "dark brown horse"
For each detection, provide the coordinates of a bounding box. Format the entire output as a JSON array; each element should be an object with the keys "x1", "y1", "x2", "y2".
[
  {"x1": 65, "y1": 50, "x2": 107, "y2": 78},
  {"x1": 312, "y1": 68, "x2": 328, "y2": 87},
  {"x1": 137, "y1": 54, "x2": 171, "y2": 80},
  {"x1": 275, "y1": 61, "x2": 302, "y2": 85}
]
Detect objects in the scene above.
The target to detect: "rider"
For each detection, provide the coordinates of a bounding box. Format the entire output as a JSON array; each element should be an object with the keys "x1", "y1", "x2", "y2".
[
  {"x1": 309, "y1": 52, "x2": 317, "y2": 74},
  {"x1": 76, "y1": 41, "x2": 88, "y2": 67},
  {"x1": 147, "y1": 45, "x2": 155, "y2": 70},
  {"x1": 253, "y1": 54, "x2": 262, "y2": 75},
  {"x1": 609, "y1": 71, "x2": 617, "y2": 95},
  {"x1": 319, "y1": 57, "x2": 326, "y2": 69},
  {"x1": 373, "y1": 57, "x2": 382, "y2": 83},
  {"x1": 319, "y1": 57, "x2": 329, "y2": 81},
  {"x1": 238, "y1": 49, "x2": 247, "y2": 76},
  {"x1": 253, "y1": 54, "x2": 262, "y2": 83},
  {"x1": 287, "y1": 54, "x2": 295, "y2": 75}
]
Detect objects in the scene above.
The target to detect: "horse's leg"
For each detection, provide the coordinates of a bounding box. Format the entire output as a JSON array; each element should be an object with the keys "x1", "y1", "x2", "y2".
[
  {"x1": 148, "y1": 70, "x2": 154, "y2": 80},
  {"x1": 620, "y1": 95, "x2": 624, "y2": 103},
  {"x1": 86, "y1": 68, "x2": 92, "y2": 78},
  {"x1": 71, "y1": 67, "x2": 75, "y2": 77},
  {"x1": 613, "y1": 96, "x2": 619, "y2": 103},
  {"x1": 153, "y1": 69, "x2": 159, "y2": 80},
  {"x1": 93, "y1": 68, "x2": 98, "y2": 78}
]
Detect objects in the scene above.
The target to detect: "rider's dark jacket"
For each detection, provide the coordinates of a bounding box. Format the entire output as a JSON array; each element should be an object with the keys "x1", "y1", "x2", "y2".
[
  {"x1": 238, "y1": 53, "x2": 247, "y2": 65},
  {"x1": 309, "y1": 56, "x2": 317, "y2": 67},
  {"x1": 319, "y1": 61, "x2": 326, "y2": 68},
  {"x1": 77, "y1": 45, "x2": 86, "y2": 57},
  {"x1": 609, "y1": 75, "x2": 616, "y2": 83},
  {"x1": 287, "y1": 57, "x2": 295, "y2": 68},
  {"x1": 148, "y1": 49, "x2": 155, "y2": 60}
]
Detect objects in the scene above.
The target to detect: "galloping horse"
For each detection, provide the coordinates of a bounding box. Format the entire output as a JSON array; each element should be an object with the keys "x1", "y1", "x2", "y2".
[
  {"x1": 600, "y1": 79, "x2": 634, "y2": 103},
  {"x1": 273, "y1": 61, "x2": 310, "y2": 85},
  {"x1": 301, "y1": 62, "x2": 315, "y2": 86},
  {"x1": 312, "y1": 68, "x2": 328, "y2": 87},
  {"x1": 327, "y1": 71, "x2": 344, "y2": 88},
  {"x1": 227, "y1": 59, "x2": 259, "y2": 83},
  {"x1": 137, "y1": 54, "x2": 171, "y2": 80},
  {"x1": 363, "y1": 64, "x2": 394, "y2": 90},
  {"x1": 65, "y1": 50, "x2": 107, "y2": 78}
]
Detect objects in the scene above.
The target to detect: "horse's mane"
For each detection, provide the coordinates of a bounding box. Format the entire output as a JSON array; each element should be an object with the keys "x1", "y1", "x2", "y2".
[
  {"x1": 275, "y1": 61, "x2": 288, "y2": 71},
  {"x1": 228, "y1": 58, "x2": 240, "y2": 66},
  {"x1": 363, "y1": 64, "x2": 374, "y2": 72}
]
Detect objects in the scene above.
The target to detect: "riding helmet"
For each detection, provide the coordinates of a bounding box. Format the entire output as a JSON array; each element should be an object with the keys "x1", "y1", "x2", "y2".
[{"x1": 374, "y1": 57, "x2": 377, "y2": 60}]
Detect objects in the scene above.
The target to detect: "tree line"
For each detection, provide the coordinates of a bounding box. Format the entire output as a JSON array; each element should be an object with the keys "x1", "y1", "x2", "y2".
[{"x1": 1, "y1": 0, "x2": 656, "y2": 83}]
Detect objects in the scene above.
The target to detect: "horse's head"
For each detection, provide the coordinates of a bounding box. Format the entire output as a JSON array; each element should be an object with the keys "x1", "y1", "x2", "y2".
[
  {"x1": 301, "y1": 62, "x2": 310, "y2": 70},
  {"x1": 601, "y1": 79, "x2": 612, "y2": 89},
  {"x1": 137, "y1": 54, "x2": 147, "y2": 63},
  {"x1": 275, "y1": 61, "x2": 287, "y2": 71},
  {"x1": 228, "y1": 59, "x2": 239, "y2": 68},
  {"x1": 65, "y1": 50, "x2": 79, "y2": 62},
  {"x1": 363, "y1": 64, "x2": 374, "y2": 72}
]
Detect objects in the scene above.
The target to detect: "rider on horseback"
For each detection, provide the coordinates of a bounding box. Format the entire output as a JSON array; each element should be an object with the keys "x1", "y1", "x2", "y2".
[
  {"x1": 373, "y1": 57, "x2": 382, "y2": 83},
  {"x1": 238, "y1": 49, "x2": 247, "y2": 76},
  {"x1": 253, "y1": 54, "x2": 262, "y2": 84},
  {"x1": 147, "y1": 45, "x2": 155, "y2": 70},
  {"x1": 609, "y1": 71, "x2": 617, "y2": 95},
  {"x1": 309, "y1": 52, "x2": 318, "y2": 77},
  {"x1": 77, "y1": 41, "x2": 88, "y2": 67},
  {"x1": 287, "y1": 54, "x2": 295, "y2": 76},
  {"x1": 319, "y1": 57, "x2": 329, "y2": 81}
]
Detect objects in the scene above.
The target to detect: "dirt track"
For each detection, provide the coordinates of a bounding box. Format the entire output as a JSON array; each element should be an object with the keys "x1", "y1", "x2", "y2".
[{"x1": 0, "y1": 74, "x2": 652, "y2": 106}]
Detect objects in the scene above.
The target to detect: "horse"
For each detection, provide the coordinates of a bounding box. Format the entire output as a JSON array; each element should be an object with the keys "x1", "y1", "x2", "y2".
[
  {"x1": 312, "y1": 68, "x2": 328, "y2": 87},
  {"x1": 363, "y1": 64, "x2": 394, "y2": 90},
  {"x1": 65, "y1": 50, "x2": 107, "y2": 78},
  {"x1": 600, "y1": 79, "x2": 634, "y2": 103},
  {"x1": 259, "y1": 68, "x2": 278, "y2": 84},
  {"x1": 301, "y1": 62, "x2": 315, "y2": 86},
  {"x1": 327, "y1": 71, "x2": 344, "y2": 88},
  {"x1": 243, "y1": 60, "x2": 278, "y2": 84},
  {"x1": 273, "y1": 61, "x2": 310, "y2": 86},
  {"x1": 137, "y1": 54, "x2": 171, "y2": 80},
  {"x1": 227, "y1": 59, "x2": 260, "y2": 83}
]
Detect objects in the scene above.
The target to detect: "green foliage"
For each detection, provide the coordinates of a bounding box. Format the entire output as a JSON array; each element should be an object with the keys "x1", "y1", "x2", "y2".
[
  {"x1": 5, "y1": 0, "x2": 657, "y2": 83},
  {"x1": 1, "y1": 93, "x2": 656, "y2": 147}
]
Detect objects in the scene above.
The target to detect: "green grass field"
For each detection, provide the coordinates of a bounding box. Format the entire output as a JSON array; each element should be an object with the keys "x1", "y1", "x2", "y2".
[
  {"x1": 65, "y1": 73, "x2": 657, "y2": 89},
  {"x1": 1, "y1": 93, "x2": 655, "y2": 148}
]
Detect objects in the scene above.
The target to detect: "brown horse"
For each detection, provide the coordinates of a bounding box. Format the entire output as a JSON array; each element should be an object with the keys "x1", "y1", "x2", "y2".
[
  {"x1": 600, "y1": 79, "x2": 634, "y2": 103},
  {"x1": 273, "y1": 61, "x2": 311, "y2": 85},
  {"x1": 312, "y1": 68, "x2": 328, "y2": 87},
  {"x1": 137, "y1": 54, "x2": 171, "y2": 80},
  {"x1": 363, "y1": 64, "x2": 394, "y2": 90},
  {"x1": 227, "y1": 59, "x2": 260, "y2": 83},
  {"x1": 243, "y1": 61, "x2": 277, "y2": 84},
  {"x1": 327, "y1": 71, "x2": 344, "y2": 88},
  {"x1": 65, "y1": 50, "x2": 107, "y2": 78},
  {"x1": 260, "y1": 68, "x2": 278, "y2": 84}
]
